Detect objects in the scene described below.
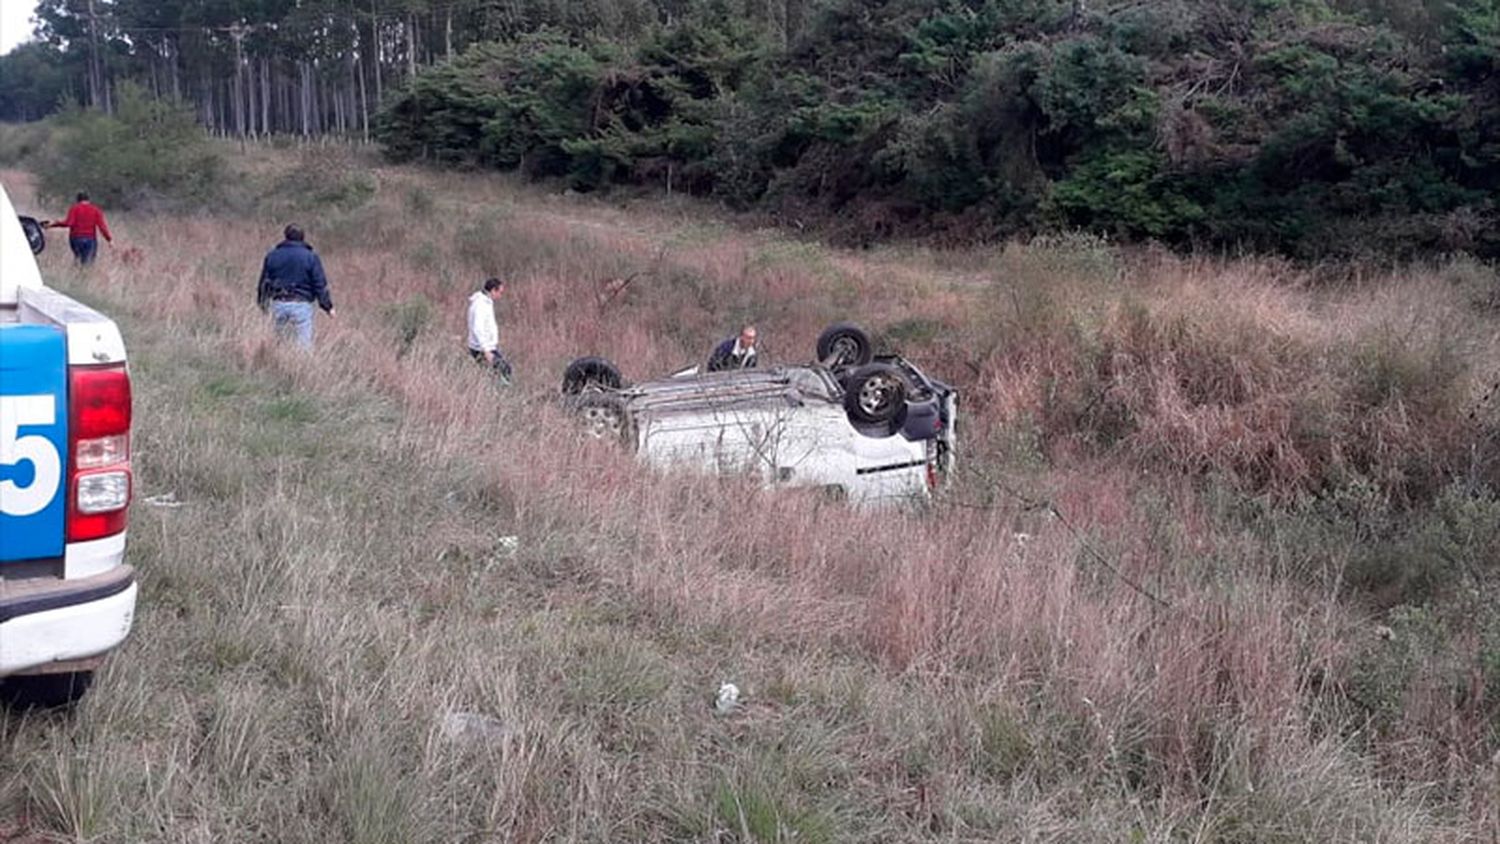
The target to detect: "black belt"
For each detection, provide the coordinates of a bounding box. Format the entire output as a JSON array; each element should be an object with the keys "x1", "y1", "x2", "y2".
[{"x1": 270, "y1": 293, "x2": 310, "y2": 302}]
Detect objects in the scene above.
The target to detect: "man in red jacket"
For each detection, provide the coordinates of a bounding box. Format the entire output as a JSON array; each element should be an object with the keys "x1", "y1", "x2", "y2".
[{"x1": 45, "y1": 192, "x2": 113, "y2": 265}]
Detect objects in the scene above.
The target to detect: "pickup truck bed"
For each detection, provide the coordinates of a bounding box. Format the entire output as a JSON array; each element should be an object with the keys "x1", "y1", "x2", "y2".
[{"x1": 0, "y1": 182, "x2": 136, "y2": 708}]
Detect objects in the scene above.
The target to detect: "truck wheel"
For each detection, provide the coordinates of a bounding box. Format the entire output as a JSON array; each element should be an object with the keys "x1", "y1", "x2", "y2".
[
  {"x1": 572, "y1": 392, "x2": 636, "y2": 449},
  {"x1": 843, "y1": 363, "x2": 908, "y2": 425},
  {"x1": 18, "y1": 215, "x2": 45, "y2": 255},
  {"x1": 0, "y1": 672, "x2": 94, "y2": 710},
  {"x1": 816, "y1": 323, "x2": 873, "y2": 369},
  {"x1": 562, "y1": 356, "x2": 624, "y2": 395}
]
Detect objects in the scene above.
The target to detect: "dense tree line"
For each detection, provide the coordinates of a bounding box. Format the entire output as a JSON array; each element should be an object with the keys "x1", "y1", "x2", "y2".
[
  {"x1": 376, "y1": 0, "x2": 1500, "y2": 257},
  {"x1": 4, "y1": 0, "x2": 1499, "y2": 256},
  {"x1": 0, "y1": 1, "x2": 801, "y2": 138}
]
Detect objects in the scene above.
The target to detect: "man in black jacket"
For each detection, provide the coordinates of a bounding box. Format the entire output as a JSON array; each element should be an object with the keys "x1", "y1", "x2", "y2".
[
  {"x1": 256, "y1": 224, "x2": 336, "y2": 347},
  {"x1": 707, "y1": 325, "x2": 758, "y2": 372}
]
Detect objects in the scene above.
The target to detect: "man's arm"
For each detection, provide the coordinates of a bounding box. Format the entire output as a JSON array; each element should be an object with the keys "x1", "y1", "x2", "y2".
[
  {"x1": 96, "y1": 209, "x2": 112, "y2": 243},
  {"x1": 310, "y1": 254, "x2": 334, "y2": 313},
  {"x1": 47, "y1": 207, "x2": 73, "y2": 229},
  {"x1": 706, "y1": 340, "x2": 730, "y2": 372},
  {"x1": 256, "y1": 257, "x2": 273, "y2": 312}
]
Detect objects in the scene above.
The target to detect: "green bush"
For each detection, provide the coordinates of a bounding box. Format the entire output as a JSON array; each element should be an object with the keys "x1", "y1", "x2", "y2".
[
  {"x1": 381, "y1": 296, "x2": 434, "y2": 360},
  {"x1": 267, "y1": 147, "x2": 377, "y2": 213},
  {"x1": 1051, "y1": 149, "x2": 1205, "y2": 240},
  {"x1": 35, "y1": 83, "x2": 222, "y2": 211},
  {"x1": 0, "y1": 121, "x2": 54, "y2": 166},
  {"x1": 376, "y1": 24, "x2": 765, "y2": 193}
]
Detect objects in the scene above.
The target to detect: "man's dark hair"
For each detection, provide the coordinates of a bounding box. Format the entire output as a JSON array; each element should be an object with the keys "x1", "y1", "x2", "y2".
[
  {"x1": 76, "y1": 192, "x2": 88, "y2": 202},
  {"x1": 483, "y1": 277, "x2": 504, "y2": 293},
  {"x1": 284, "y1": 224, "x2": 304, "y2": 242}
]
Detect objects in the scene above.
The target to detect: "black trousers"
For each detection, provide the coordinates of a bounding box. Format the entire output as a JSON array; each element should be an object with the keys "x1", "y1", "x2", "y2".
[{"x1": 469, "y1": 348, "x2": 513, "y2": 380}]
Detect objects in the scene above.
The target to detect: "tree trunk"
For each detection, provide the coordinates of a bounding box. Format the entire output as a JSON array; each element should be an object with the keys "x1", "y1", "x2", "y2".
[
  {"x1": 371, "y1": 0, "x2": 383, "y2": 108},
  {"x1": 358, "y1": 56, "x2": 369, "y2": 141},
  {"x1": 246, "y1": 57, "x2": 256, "y2": 137},
  {"x1": 250, "y1": 58, "x2": 261, "y2": 137},
  {"x1": 86, "y1": 0, "x2": 103, "y2": 110},
  {"x1": 785, "y1": 0, "x2": 805, "y2": 47},
  {"x1": 446, "y1": 9, "x2": 453, "y2": 61},
  {"x1": 232, "y1": 28, "x2": 247, "y2": 143},
  {"x1": 313, "y1": 65, "x2": 323, "y2": 135},
  {"x1": 300, "y1": 62, "x2": 311, "y2": 138},
  {"x1": 406, "y1": 14, "x2": 417, "y2": 78},
  {"x1": 169, "y1": 37, "x2": 181, "y2": 101},
  {"x1": 200, "y1": 69, "x2": 213, "y2": 130},
  {"x1": 346, "y1": 49, "x2": 360, "y2": 138},
  {"x1": 262, "y1": 57, "x2": 272, "y2": 135}
]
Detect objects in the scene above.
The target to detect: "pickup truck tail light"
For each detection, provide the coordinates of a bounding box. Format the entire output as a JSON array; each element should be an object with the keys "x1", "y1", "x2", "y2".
[{"x1": 67, "y1": 364, "x2": 131, "y2": 541}]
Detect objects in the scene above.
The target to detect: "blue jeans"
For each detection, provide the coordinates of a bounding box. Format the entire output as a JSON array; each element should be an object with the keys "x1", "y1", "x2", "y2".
[
  {"x1": 271, "y1": 301, "x2": 315, "y2": 347},
  {"x1": 69, "y1": 237, "x2": 97, "y2": 264}
]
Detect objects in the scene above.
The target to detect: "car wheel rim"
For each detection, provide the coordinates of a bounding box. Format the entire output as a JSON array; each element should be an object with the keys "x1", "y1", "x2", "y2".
[
  {"x1": 859, "y1": 374, "x2": 899, "y2": 415},
  {"x1": 830, "y1": 336, "x2": 859, "y2": 366},
  {"x1": 582, "y1": 406, "x2": 623, "y2": 438}
]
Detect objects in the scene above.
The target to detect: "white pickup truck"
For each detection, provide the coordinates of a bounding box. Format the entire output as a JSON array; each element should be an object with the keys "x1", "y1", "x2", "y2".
[{"x1": 0, "y1": 183, "x2": 136, "y2": 708}]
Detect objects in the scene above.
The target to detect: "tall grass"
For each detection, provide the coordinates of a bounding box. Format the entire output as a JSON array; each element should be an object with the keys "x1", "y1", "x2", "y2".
[{"x1": 0, "y1": 149, "x2": 1495, "y2": 841}]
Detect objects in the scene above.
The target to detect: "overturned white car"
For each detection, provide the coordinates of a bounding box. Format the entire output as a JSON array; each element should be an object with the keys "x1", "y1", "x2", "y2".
[{"x1": 560, "y1": 323, "x2": 958, "y2": 505}]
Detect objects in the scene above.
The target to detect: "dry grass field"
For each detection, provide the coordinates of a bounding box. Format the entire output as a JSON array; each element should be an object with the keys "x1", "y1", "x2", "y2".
[{"x1": 1, "y1": 143, "x2": 1498, "y2": 842}]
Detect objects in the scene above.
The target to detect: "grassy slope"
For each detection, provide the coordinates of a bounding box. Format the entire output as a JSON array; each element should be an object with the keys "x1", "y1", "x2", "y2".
[{"x1": 0, "y1": 146, "x2": 1496, "y2": 842}]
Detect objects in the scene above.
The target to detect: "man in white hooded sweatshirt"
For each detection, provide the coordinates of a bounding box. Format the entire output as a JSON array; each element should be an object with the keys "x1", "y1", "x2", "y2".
[{"x1": 466, "y1": 277, "x2": 513, "y2": 381}]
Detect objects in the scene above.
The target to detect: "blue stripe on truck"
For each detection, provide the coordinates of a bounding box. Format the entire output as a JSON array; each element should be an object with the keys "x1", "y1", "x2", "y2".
[{"x1": 0, "y1": 324, "x2": 69, "y2": 561}]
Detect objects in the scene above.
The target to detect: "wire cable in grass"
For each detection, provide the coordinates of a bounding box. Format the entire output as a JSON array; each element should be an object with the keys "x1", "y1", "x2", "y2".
[{"x1": 948, "y1": 471, "x2": 1174, "y2": 611}]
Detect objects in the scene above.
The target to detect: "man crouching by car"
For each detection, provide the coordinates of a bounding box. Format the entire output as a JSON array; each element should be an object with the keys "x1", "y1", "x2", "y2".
[{"x1": 707, "y1": 324, "x2": 758, "y2": 372}]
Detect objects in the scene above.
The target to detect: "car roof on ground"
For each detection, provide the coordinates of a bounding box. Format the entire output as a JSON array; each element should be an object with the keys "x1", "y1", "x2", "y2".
[{"x1": 628, "y1": 365, "x2": 836, "y2": 414}]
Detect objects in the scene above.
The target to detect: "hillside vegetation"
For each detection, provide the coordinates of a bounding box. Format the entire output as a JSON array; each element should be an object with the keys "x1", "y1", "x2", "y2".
[
  {"x1": 4, "y1": 1, "x2": 1500, "y2": 257},
  {"x1": 374, "y1": 0, "x2": 1500, "y2": 257},
  {"x1": 0, "y1": 140, "x2": 1498, "y2": 840}
]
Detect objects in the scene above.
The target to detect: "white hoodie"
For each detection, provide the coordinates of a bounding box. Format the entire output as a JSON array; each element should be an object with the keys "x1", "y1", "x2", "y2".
[{"x1": 466, "y1": 290, "x2": 499, "y2": 354}]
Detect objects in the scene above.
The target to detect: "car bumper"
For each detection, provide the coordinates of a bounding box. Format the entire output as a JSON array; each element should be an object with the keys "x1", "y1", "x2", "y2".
[{"x1": 0, "y1": 565, "x2": 136, "y2": 675}]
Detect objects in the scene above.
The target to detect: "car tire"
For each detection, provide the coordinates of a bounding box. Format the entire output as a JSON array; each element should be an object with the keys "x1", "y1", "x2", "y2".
[
  {"x1": 816, "y1": 323, "x2": 874, "y2": 369},
  {"x1": 562, "y1": 356, "x2": 624, "y2": 395},
  {"x1": 571, "y1": 392, "x2": 636, "y2": 449},
  {"x1": 843, "y1": 363, "x2": 909, "y2": 425},
  {"x1": 18, "y1": 215, "x2": 45, "y2": 255},
  {"x1": 0, "y1": 671, "x2": 94, "y2": 710}
]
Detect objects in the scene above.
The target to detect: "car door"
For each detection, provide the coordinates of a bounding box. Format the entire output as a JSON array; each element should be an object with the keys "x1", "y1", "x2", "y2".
[{"x1": 641, "y1": 403, "x2": 785, "y2": 482}]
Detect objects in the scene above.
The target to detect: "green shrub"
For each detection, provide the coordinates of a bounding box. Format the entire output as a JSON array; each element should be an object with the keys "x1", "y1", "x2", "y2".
[
  {"x1": 35, "y1": 83, "x2": 222, "y2": 210},
  {"x1": 1051, "y1": 149, "x2": 1205, "y2": 240},
  {"x1": 262, "y1": 147, "x2": 378, "y2": 214},
  {"x1": 0, "y1": 121, "x2": 54, "y2": 166},
  {"x1": 403, "y1": 187, "x2": 434, "y2": 215},
  {"x1": 381, "y1": 296, "x2": 434, "y2": 360},
  {"x1": 376, "y1": 25, "x2": 764, "y2": 193}
]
